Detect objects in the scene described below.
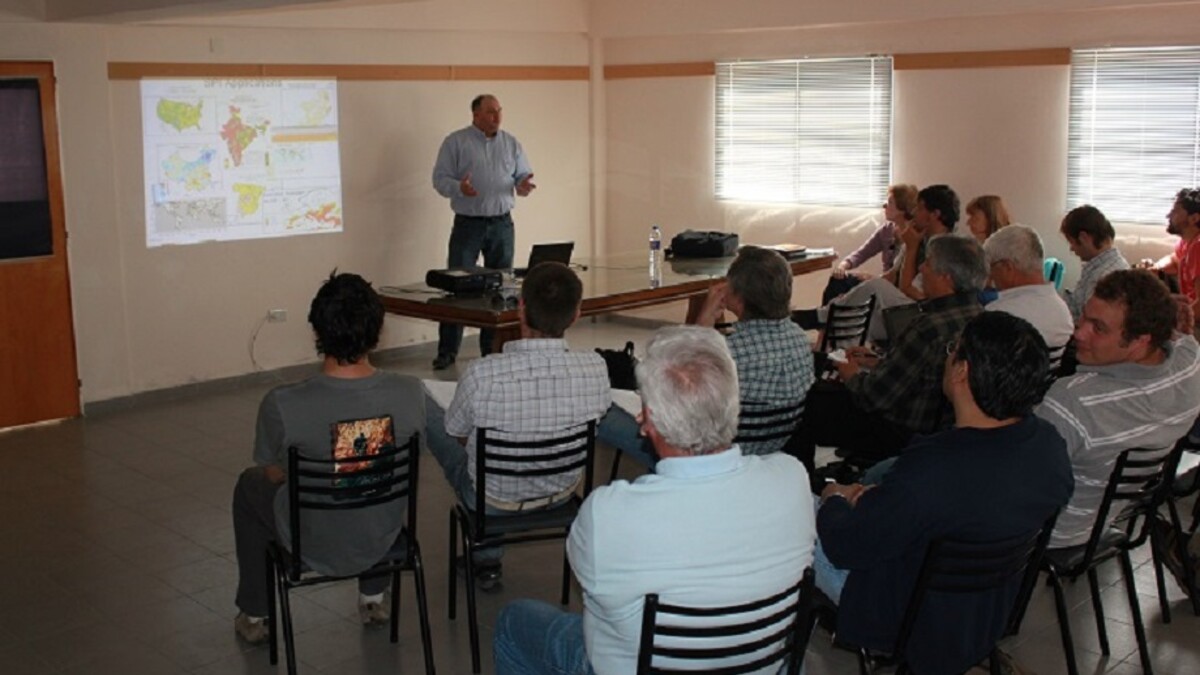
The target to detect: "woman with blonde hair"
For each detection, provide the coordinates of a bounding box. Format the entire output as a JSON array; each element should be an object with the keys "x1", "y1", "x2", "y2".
[
  {"x1": 965, "y1": 195, "x2": 1011, "y2": 243},
  {"x1": 823, "y1": 183, "x2": 918, "y2": 303}
]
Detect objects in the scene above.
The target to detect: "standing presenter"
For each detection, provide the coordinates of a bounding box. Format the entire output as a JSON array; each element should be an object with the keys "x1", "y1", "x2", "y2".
[{"x1": 431, "y1": 94, "x2": 536, "y2": 370}]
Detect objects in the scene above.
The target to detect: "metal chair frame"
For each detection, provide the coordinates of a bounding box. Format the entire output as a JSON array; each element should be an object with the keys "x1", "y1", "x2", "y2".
[
  {"x1": 636, "y1": 568, "x2": 816, "y2": 675},
  {"x1": 266, "y1": 432, "x2": 434, "y2": 675},
  {"x1": 448, "y1": 420, "x2": 597, "y2": 673}
]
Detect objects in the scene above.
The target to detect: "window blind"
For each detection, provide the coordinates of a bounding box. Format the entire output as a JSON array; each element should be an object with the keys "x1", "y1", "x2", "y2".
[
  {"x1": 1068, "y1": 47, "x2": 1200, "y2": 224},
  {"x1": 715, "y1": 56, "x2": 893, "y2": 207}
]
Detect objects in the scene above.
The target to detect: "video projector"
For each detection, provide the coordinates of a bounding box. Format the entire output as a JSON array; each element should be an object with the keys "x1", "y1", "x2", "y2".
[{"x1": 425, "y1": 266, "x2": 503, "y2": 295}]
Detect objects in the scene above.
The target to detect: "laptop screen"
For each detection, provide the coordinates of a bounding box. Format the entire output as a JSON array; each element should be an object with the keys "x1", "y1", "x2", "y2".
[{"x1": 523, "y1": 241, "x2": 574, "y2": 270}]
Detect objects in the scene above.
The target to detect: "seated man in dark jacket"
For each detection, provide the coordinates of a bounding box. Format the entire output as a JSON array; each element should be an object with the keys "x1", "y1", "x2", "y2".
[{"x1": 814, "y1": 311, "x2": 1074, "y2": 675}]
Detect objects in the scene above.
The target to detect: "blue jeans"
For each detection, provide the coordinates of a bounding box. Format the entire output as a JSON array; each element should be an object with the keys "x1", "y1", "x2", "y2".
[
  {"x1": 597, "y1": 404, "x2": 657, "y2": 471},
  {"x1": 438, "y1": 213, "x2": 515, "y2": 358},
  {"x1": 424, "y1": 394, "x2": 503, "y2": 562},
  {"x1": 494, "y1": 600, "x2": 594, "y2": 675}
]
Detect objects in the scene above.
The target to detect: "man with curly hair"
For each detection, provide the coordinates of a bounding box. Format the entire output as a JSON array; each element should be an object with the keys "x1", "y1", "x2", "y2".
[{"x1": 230, "y1": 272, "x2": 425, "y2": 644}]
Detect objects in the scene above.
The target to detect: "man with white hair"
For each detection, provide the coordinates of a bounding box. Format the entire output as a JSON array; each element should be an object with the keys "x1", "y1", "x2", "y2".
[
  {"x1": 493, "y1": 325, "x2": 816, "y2": 674},
  {"x1": 983, "y1": 224, "x2": 1074, "y2": 352}
]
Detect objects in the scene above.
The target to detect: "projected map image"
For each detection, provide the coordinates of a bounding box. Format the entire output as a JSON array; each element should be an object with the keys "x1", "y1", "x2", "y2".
[{"x1": 142, "y1": 79, "x2": 343, "y2": 247}]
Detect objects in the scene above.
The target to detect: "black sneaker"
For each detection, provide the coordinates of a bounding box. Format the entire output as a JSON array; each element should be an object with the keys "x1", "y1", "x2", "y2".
[
  {"x1": 457, "y1": 556, "x2": 503, "y2": 592},
  {"x1": 432, "y1": 353, "x2": 456, "y2": 370}
]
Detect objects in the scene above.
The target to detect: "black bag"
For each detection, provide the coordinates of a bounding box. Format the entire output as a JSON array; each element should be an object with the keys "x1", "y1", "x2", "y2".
[
  {"x1": 595, "y1": 341, "x2": 638, "y2": 390},
  {"x1": 668, "y1": 230, "x2": 739, "y2": 258}
]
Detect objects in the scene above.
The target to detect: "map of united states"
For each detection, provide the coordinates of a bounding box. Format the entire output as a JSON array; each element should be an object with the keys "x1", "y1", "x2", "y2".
[{"x1": 156, "y1": 99, "x2": 203, "y2": 132}]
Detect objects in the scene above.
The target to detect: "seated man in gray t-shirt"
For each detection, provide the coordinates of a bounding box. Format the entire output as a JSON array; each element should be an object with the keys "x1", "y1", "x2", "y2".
[{"x1": 231, "y1": 272, "x2": 425, "y2": 644}]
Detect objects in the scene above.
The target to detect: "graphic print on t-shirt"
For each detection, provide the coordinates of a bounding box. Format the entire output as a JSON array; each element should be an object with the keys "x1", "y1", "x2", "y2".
[{"x1": 330, "y1": 415, "x2": 395, "y2": 495}]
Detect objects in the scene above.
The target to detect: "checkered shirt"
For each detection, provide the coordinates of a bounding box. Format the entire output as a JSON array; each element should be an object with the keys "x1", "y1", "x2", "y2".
[
  {"x1": 445, "y1": 338, "x2": 612, "y2": 503},
  {"x1": 726, "y1": 319, "x2": 815, "y2": 455},
  {"x1": 845, "y1": 292, "x2": 981, "y2": 434},
  {"x1": 1066, "y1": 247, "x2": 1129, "y2": 319}
]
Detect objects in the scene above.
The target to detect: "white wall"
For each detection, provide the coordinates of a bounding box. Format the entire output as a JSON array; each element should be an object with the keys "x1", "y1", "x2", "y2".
[
  {"x1": 0, "y1": 17, "x2": 592, "y2": 403},
  {"x1": 601, "y1": 3, "x2": 1200, "y2": 316}
]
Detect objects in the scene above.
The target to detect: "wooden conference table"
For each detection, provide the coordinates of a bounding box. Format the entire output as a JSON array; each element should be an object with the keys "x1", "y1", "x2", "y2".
[{"x1": 379, "y1": 249, "x2": 837, "y2": 352}]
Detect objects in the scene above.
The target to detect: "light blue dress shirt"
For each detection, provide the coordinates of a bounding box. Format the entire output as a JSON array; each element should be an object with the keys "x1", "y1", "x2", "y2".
[{"x1": 432, "y1": 125, "x2": 532, "y2": 217}]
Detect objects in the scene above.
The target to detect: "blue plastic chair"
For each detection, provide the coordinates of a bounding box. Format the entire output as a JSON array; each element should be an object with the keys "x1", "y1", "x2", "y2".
[{"x1": 1044, "y1": 257, "x2": 1065, "y2": 291}]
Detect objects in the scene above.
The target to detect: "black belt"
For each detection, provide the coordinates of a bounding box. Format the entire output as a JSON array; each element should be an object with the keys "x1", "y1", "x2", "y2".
[{"x1": 456, "y1": 213, "x2": 510, "y2": 221}]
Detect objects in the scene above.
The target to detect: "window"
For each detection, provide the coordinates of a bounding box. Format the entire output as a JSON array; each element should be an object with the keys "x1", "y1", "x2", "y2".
[
  {"x1": 715, "y1": 56, "x2": 893, "y2": 207},
  {"x1": 1068, "y1": 47, "x2": 1200, "y2": 224}
]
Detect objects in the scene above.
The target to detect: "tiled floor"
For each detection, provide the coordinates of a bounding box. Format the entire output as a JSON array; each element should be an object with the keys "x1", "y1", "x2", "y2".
[{"x1": 1, "y1": 318, "x2": 1198, "y2": 674}]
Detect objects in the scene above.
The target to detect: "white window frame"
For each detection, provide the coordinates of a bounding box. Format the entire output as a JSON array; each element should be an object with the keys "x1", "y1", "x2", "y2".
[
  {"x1": 715, "y1": 56, "x2": 893, "y2": 208},
  {"x1": 1068, "y1": 47, "x2": 1200, "y2": 224}
]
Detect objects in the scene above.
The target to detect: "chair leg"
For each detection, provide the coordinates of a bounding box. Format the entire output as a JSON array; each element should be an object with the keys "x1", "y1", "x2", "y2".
[
  {"x1": 560, "y1": 548, "x2": 571, "y2": 606},
  {"x1": 1119, "y1": 550, "x2": 1155, "y2": 675},
  {"x1": 411, "y1": 546, "x2": 437, "y2": 675},
  {"x1": 390, "y1": 569, "x2": 401, "y2": 644},
  {"x1": 1048, "y1": 571, "x2": 1081, "y2": 675},
  {"x1": 279, "y1": 577, "x2": 299, "y2": 675},
  {"x1": 988, "y1": 648, "x2": 1002, "y2": 675},
  {"x1": 857, "y1": 647, "x2": 873, "y2": 675},
  {"x1": 1086, "y1": 568, "x2": 1110, "y2": 654},
  {"x1": 464, "y1": 542, "x2": 482, "y2": 674},
  {"x1": 266, "y1": 549, "x2": 278, "y2": 665},
  {"x1": 1149, "y1": 517, "x2": 1173, "y2": 624},
  {"x1": 448, "y1": 510, "x2": 458, "y2": 621},
  {"x1": 609, "y1": 449, "x2": 622, "y2": 483}
]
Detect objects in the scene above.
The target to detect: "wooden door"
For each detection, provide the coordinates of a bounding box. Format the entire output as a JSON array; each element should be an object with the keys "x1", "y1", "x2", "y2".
[{"x1": 0, "y1": 62, "x2": 79, "y2": 428}]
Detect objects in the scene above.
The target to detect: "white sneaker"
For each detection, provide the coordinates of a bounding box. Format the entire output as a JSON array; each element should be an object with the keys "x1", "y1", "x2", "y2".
[
  {"x1": 234, "y1": 612, "x2": 268, "y2": 644},
  {"x1": 358, "y1": 597, "x2": 390, "y2": 626}
]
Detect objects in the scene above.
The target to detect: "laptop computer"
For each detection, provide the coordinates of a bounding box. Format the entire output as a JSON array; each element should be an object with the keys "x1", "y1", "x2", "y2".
[{"x1": 513, "y1": 241, "x2": 575, "y2": 277}]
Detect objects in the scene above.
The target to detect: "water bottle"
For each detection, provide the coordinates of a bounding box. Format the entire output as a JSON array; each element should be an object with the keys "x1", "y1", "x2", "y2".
[{"x1": 648, "y1": 224, "x2": 663, "y2": 288}]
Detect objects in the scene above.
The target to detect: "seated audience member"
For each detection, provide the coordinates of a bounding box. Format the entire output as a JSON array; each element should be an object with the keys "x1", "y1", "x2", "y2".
[
  {"x1": 494, "y1": 326, "x2": 816, "y2": 675},
  {"x1": 1060, "y1": 204, "x2": 1130, "y2": 320},
  {"x1": 799, "y1": 185, "x2": 962, "y2": 341},
  {"x1": 821, "y1": 183, "x2": 919, "y2": 304},
  {"x1": 231, "y1": 272, "x2": 425, "y2": 643},
  {"x1": 599, "y1": 246, "x2": 815, "y2": 465},
  {"x1": 798, "y1": 234, "x2": 986, "y2": 469},
  {"x1": 1140, "y1": 188, "x2": 1200, "y2": 318},
  {"x1": 983, "y1": 224, "x2": 1074, "y2": 351},
  {"x1": 425, "y1": 262, "x2": 611, "y2": 589},
  {"x1": 964, "y1": 194, "x2": 1012, "y2": 244},
  {"x1": 815, "y1": 311, "x2": 1073, "y2": 675},
  {"x1": 1037, "y1": 269, "x2": 1200, "y2": 549}
]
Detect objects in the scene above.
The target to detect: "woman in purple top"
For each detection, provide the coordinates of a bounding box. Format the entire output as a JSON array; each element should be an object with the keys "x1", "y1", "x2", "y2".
[{"x1": 821, "y1": 184, "x2": 918, "y2": 304}]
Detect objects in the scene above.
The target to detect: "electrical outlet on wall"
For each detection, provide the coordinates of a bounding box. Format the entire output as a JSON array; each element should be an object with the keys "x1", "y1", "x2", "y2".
[{"x1": 267, "y1": 309, "x2": 288, "y2": 323}]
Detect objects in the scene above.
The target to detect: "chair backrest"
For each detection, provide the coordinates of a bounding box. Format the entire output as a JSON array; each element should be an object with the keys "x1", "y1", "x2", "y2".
[
  {"x1": 1074, "y1": 439, "x2": 1185, "y2": 568},
  {"x1": 636, "y1": 568, "x2": 815, "y2": 675},
  {"x1": 1044, "y1": 257, "x2": 1065, "y2": 291},
  {"x1": 285, "y1": 431, "x2": 420, "y2": 580},
  {"x1": 735, "y1": 400, "x2": 806, "y2": 448},
  {"x1": 472, "y1": 421, "x2": 597, "y2": 534},
  {"x1": 894, "y1": 516, "x2": 1055, "y2": 663},
  {"x1": 1045, "y1": 342, "x2": 1068, "y2": 390},
  {"x1": 818, "y1": 294, "x2": 877, "y2": 352}
]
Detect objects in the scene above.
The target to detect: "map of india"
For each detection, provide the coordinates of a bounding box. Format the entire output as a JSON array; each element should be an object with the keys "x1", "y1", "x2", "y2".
[
  {"x1": 219, "y1": 105, "x2": 269, "y2": 167},
  {"x1": 157, "y1": 99, "x2": 203, "y2": 132}
]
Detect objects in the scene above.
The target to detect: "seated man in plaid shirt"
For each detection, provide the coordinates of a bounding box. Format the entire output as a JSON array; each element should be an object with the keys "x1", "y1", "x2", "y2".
[
  {"x1": 598, "y1": 246, "x2": 815, "y2": 468},
  {"x1": 426, "y1": 261, "x2": 612, "y2": 590},
  {"x1": 797, "y1": 235, "x2": 987, "y2": 478}
]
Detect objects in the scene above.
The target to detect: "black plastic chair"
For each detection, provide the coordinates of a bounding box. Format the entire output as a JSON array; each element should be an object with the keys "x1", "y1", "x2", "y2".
[
  {"x1": 266, "y1": 433, "x2": 434, "y2": 675},
  {"x1": 449, "y1": 420, "x2": 597, "y2": 673},
  {"x1": 609, "y1": 400, "x2": 805, "y2": 482},
  {"x1": 1041, "y1": 441, "x2": 1185, "y2": 675},
  {"x1": 842, "y1": 518, "x2": 1053, "y2": 675},
  {"x1": 636, "y1": 568, "x2": 816, "y2": 674},
  {"x1": 814, "y1": 295, "x2": 877, "y2": 352}
]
